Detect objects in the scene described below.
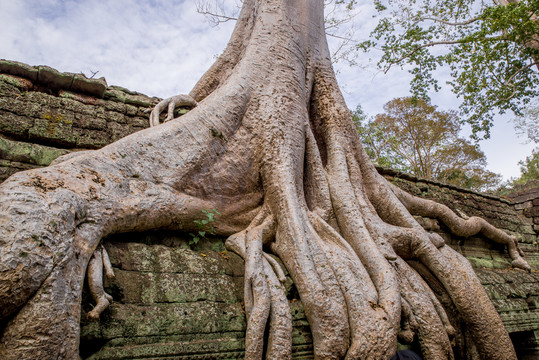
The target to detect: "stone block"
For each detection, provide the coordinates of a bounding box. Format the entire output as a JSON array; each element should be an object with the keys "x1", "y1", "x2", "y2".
[
  {"x1": 0, "y1": 74, "x2": 33, "y2": 92},
  {"x1": 522, "y1": 234, "x2": 537, "y2": 244},
  {"x1": 21, "y1": 90, "x2": 51, "y2": 105},
  {"x1": 512, "y1": 189, "x2": 539, "y2": 204},
  {"x1": 37, "y1": 65, "x2": 74, "y2": 90},
  {"x1": 519, "y1": 225, "x2": 537, "y2": 236},
  {"x1": 71, "y1": 75, "x2": 107, "y2": 98},
  {"x1": 0, "y1": 137, "x2": 69, "y2": 166},
  {"x1": 102, "y1": 100, "x2": 126, "y2": 114},
  {"x1": 0, "y1": 165, "x2": 17, "y2": 183},
  {"x1": 0, "y1": 59, "x2": 38, "y2": 81},
  {"x1": 76, "y1": 114, "x2": 107, "y2": 131},
  {"x1": 83, "y1": 302, "x2": 246, "y2": 340},
  {"x1": 0, "y1": 160, "x2": 41, "y2": 182},
  {"x1": 104, "y1": 86, "x2": 156, "y2": 108},
  {"x1": 74, "y1": 128, "x2": 110, "y2": 149},
  {"x1": 125, "y1": 104, "x2": 139, "y2": 117},
  {"x1": 126, "y1": 115, "x2": 148, "y2": 128},
  {"x1": 29, "y1": 116, "x2": 77, "y2": 147},
  {"x1": 59, "y1": 92, "x2": 100, "y2": 112},
  {"x1": 105, "y1": 242, "x2": 244, "y2": 277},
  {"x1": 8, "y1": 98, "x2": 43, "y2": 118},
  {"x1": 516, "y1": 201, "x2": 533, "y2": 210},
  {"x1": 0, "y1": 110, "x2": 34, "y2": 139},
  {"x1": 110, "y1": 270, "x2": 242, "y2": 305},
  {"x1": 0, "y1": 159, "x2": 38, "y2": 172},
  {"x1": 124, "y1": 93, "x2": 155, "y2": 108},
  {"x1": 103, "y1": 88, "x2": 126, "y2": 103},
  {"x1": 42, "y1": 94, "x2": 63, "y2": 110},
  {"x1": 105, "y1": 110, "x2": 126, "y2": 124},
  {"x1": 0, "y1": 96, "x2": 19, "y2": 112},
  {"x1": 81, "y1": 334, "x2": 247, "y2": 360},
  {"x1": 0, "y1": 79, "x2": 22, "y2": 96},
  {"x1": 107, "y1": 122, "x2": 136, "y2": 142}
]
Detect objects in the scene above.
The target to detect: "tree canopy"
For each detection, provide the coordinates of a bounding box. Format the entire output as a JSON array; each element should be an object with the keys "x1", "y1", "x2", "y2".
[
  {"x1": 515, "y1": 100, "x2": 539, "y2": 143},
  {"x1": 500, "y1": 148, "x2": 539, "y2": 191},
  {"x1": 359, "y1": 0, "x2": 539, "y2": 139},
  {"x1": 355, "y1": 97, "x2": 502, "y2": 191}
]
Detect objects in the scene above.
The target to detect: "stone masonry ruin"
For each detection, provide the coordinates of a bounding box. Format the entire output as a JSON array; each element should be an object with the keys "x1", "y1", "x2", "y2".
[{"x1": 1, "y1": 60, "x2": 539, "y2": 359}]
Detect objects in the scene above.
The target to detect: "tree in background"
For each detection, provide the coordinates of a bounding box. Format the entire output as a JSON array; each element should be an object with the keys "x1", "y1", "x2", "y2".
[
  {"x1": 355, "y1": 98, "x2": 502, "y2": 192},
  {"x1": 359, "y1": 0, "x2": 539, "y2": 140},
  {"x1": 515, "y1": 100, "x2": 539, "y2": 144},
  {"x1": 516, "y1": 149, "x2": 539, "y2": 184},
  {"x1": 498, "y1": 149, "x2": 539, "y2": 194}
]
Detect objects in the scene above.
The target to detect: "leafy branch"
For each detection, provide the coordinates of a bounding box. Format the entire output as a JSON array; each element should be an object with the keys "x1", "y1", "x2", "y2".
[{"x1": 189, "y1": 209, "x2": 221, "y2": 247}]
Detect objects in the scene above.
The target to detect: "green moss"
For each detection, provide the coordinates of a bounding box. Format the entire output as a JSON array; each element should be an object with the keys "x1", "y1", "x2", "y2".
[
  {"x1": 466, "y1": 256, "x2": 496, "y2": 269},
  {"x1": 0, "y1": 137, "x2": 69, "y2": 166},
  {"x1": 0, "y1": 74, "x2": 29, "y2": 90}
]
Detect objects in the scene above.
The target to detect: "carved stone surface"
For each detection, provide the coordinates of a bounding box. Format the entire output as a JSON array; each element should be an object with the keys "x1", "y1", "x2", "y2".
[{"x1": 80, "y1": 234, "x2": 314, "y2": 359}]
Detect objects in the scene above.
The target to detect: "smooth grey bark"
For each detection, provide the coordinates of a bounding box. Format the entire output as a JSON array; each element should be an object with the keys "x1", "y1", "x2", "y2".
[{"x1": 0, "y1": 0, "x2": 528, "y2": 359}]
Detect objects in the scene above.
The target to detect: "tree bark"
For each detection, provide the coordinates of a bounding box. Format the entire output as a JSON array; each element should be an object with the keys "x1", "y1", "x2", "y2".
[{"x1": 0, "y1": 0, "x2": 526, "y2": 359}]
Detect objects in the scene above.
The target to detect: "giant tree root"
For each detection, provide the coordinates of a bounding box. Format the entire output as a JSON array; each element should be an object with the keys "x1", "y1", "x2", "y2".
[
  {"x1": 390, "y1": 183, "x2": 530, "y2": 271},
  {"x1": 0, "y1": 0, "x2": 526, "y2": 359},
  {"x1": 87, "y1": 245, "x2": 115, "y2": 320}
]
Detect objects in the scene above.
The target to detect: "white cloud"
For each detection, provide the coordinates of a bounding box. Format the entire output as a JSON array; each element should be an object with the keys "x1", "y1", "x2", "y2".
[
  {"x1": 0, "y1": 0, "x2": 234, "y2": 97},
  {"x1": 0, "y1": 0, "x2": 533, "y2": 180}
]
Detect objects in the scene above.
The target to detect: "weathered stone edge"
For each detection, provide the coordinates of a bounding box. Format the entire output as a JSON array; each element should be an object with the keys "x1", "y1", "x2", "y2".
[
  {"x1": 376, "y1": 165, "x2": 513, "y2": 204},
  {"x1": 0, "y1": 59, "x2": 160, "y2": 108}
]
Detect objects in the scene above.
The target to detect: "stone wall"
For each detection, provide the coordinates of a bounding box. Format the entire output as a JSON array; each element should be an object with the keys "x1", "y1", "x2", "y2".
[
  {"x1": 1, "y1": 61, "x2": 538, "y2": 359},
  {"x1": 508, "y1": 180, "x2": 539, "y2": 236},
  {"x1": 376, "y1": 168, "x2": 539, "y2": 360},
  {"x1": 0, "y1": 59, "x2": 160, "y2": 182}
]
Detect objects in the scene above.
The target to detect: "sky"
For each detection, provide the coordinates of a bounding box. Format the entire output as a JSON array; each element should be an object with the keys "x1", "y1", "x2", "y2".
[{"x1": 0, "y1": 0, "x2": 536, "y2": 181}]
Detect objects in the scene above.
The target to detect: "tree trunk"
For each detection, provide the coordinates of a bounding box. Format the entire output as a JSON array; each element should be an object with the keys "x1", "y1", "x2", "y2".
[{"x1": 0, "y1": 0, "x2": 527, "y2": 359}]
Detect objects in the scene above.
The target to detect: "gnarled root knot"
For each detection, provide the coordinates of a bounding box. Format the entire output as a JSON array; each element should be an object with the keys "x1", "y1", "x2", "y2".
[
  {"x1": 149, "y1": 94, "x2": 198, "y2": 127},
  {"x1": 87, "y1": 245, "x2": 115, "y2": 321}
]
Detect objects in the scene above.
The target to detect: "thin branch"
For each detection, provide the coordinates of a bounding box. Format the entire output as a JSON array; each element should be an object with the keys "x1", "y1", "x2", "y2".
[
  {"x1": 504, "y1": 61, "x2": 539, "y2": 86},
  {"x1": 384, "y1": 36, "x2": 506, "y2": 73},
  {"x1": 326, "y1": 32, "x2": 359, "y2": 42},
  {"x1": 415, "y1": 16, "x2": 481, "y2": 27},
  {"x1": 324, "y1": 13, "x2": 354, "y2": 31},
  {"x1": 198, "y1": 11, "x2": 238, "y2": 22},
  {"x1": 195, "y1": 0, "x2": 239, "y2": 27},
  {"x1": 384, "y1": 40, "x2": 463, "y2": 73}
]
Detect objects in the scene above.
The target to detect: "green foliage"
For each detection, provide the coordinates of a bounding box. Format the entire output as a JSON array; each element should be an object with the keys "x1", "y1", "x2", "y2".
[
  {"x1": 360, "y1": 0, "x2": 539, "y2": 139},
  {"x1": 353, "y1": 105, "x2": 408, "y2": 170},
  {"x1": 355, "y1": 98, "x2": 502, "y2": 192},
  {"x1": 517, "y1": 149, "x2": 539, "y2": 183},
  {"x1": 498, "y1": 149, "x2": 539, "y2": 194},
  {"x1": 189, "y1": 209, "x2": 221, "y2": 248},
  {"x1": 515, "y1": 100, "x2": 539, "y2": 143}
]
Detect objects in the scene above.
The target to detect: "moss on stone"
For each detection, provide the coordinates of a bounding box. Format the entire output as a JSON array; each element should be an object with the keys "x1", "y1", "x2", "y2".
[{"x1": 0, "y1": 136, "x2": 69, "y2": 166}]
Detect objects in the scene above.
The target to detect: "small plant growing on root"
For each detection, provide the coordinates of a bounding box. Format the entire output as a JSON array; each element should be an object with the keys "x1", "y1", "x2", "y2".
[{"x1": 189, "y1": 209, "x2": 221, "y2": 248}]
